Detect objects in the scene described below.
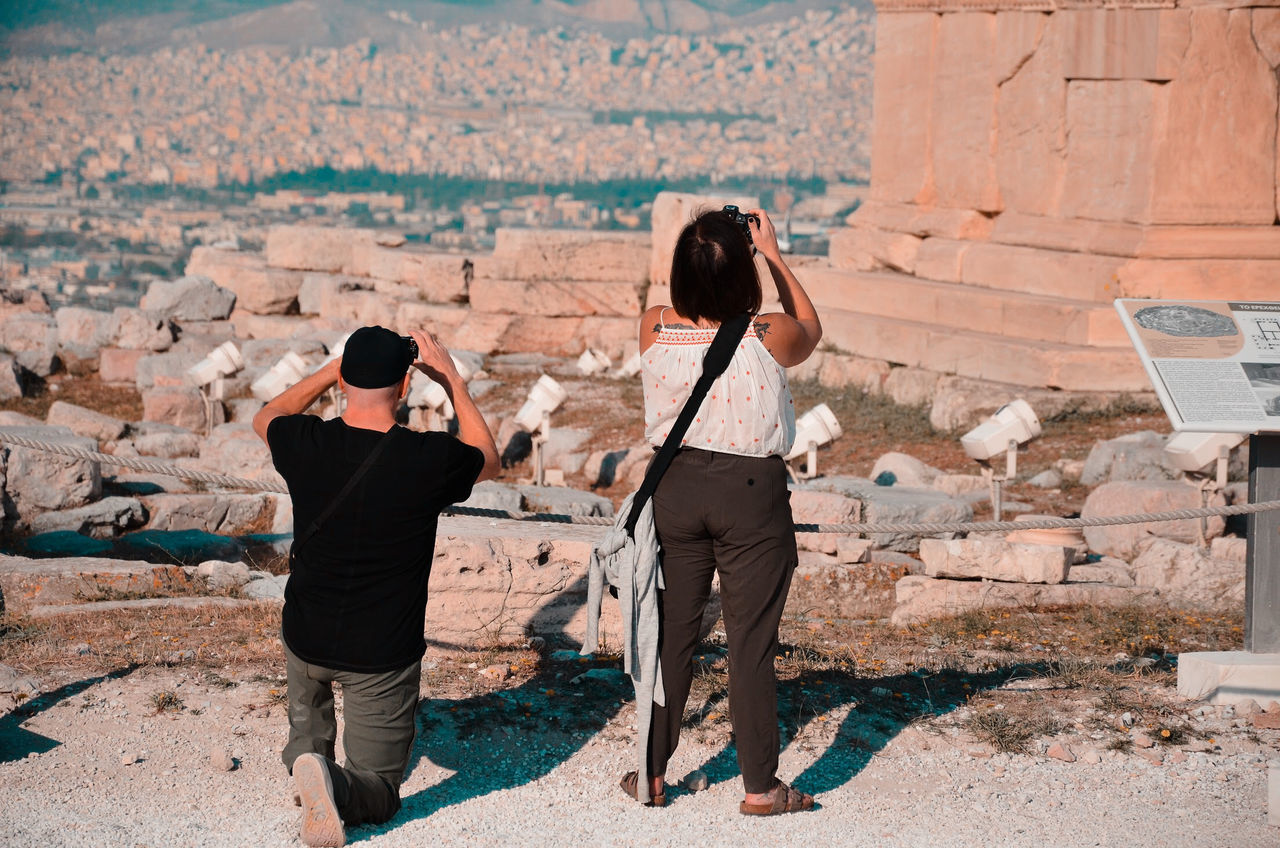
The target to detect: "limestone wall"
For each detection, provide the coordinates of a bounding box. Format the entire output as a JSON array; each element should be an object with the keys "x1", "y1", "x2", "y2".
[{"x1": 818, "y1": 0, "x2": 1280, "y2": 391}]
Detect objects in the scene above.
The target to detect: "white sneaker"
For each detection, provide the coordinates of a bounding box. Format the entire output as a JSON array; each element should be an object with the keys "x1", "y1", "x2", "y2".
[{"x1": 293, "y1": 753, "x2": 345, "y2": 847}]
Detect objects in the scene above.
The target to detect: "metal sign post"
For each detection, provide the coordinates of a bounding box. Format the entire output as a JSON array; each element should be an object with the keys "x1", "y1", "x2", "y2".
[{"x1": 1247, "y1": 433, "x2": 1280, "y2": 653}]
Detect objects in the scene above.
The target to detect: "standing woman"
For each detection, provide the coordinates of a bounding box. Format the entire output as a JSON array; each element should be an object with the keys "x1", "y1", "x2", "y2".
[{"x1": 625, "y1": 207, "x2": 822, "y2": 814}]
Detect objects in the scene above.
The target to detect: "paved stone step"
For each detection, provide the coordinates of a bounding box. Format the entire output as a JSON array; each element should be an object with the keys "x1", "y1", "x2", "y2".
[
  {"x1": 801, "y1": 266, "x2": 1128, "y2": 348},
  {"x1": 28, "y1": 596, "x2": 267, "y2": 618},
  {"x1": 818, "y1": 308, "x2": 1148, "y2": 392}
]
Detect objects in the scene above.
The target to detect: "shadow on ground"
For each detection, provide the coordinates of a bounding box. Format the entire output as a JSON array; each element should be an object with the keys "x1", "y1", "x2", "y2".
[{"x1": 0, "y1": 665, "x2": 138, "y2": 763}]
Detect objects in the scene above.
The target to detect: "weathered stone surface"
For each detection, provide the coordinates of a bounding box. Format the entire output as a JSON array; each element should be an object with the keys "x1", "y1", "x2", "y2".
[
  {"x1": 1148, "y1": 8, "x2": 1277, "y2": 225},
  {"x1": 811, "y1": 353, "x2": 890, "y2": 393},
  {"x1": 846, "y1": 201, "x2": 995, "y2": 241},
  {"x1": 787, "y1": 552, "x2": 908, "y2": 621},
  {"x1": 142, "y1": 387, "x2": 219, "y2": 432},
  {"x1": 98, "y1": 348, "x2": 146, "y2": 383},
  {"x1": 1081, "y1": 480, "x2": 1225, "y2": 559},
  {"x1": 516, "y1": 486, "x2": 613, "y2": 518},
  {"x1": 1060, "y1": 79, "x2": 1164, "y2": 223},
  {"x1": 197, "y1": 423, "x2": 275, "y2": 480},
  {"x1": 829, "y1": 226, "x2": 922, "y2": 274},
  {"x1": 0, "y1": 554, "x2": 195, "y2": 613},
  {"x1": 129, "y1": 423, "x2": 200, "y2": 459},
  {"x1": 426, "y1": 516, "x2": 623, "y2": 646},
  {"x1": 470, "y1": 279, "x2": 642, "y2": 317},
  {"x1": 869, "y1": 12, "x2": 938, "y2": 205},
  {"x1": 1131, "y1": 537, "x2": 1244, "y2": 609},
  {"x1": 891, "y1": 575, "x2": 1157, "y2": 626},
  {"x1": 297, "y1": 274, "x2": 361, "y2": 317},
  {"x1": 802, "y1": 476, "x2": 972, "y2": 552},
  {"x1": 1080, "y1": 431, "x2": 1178, "y2": 486},
  {"x1": 54, "y1": 306, "x2": 114, "y2": 356},
  {"x1": 884, "y1": 367, "x2": 941, "y2": 408},
  {"x1": 110, "y1": 307, "x2": 174, "y2": 351},
  {"x1": 140, "y1": 276, "x2": 236, "y2": 321},
  {"x1": 242, "y1": 574, "x2": 287, "y2": 600},
  {"x1": 0, "y1": 311, "x2": 58, "y2": 376},
  {"x1": 46, "y1": 400, "x2": 127, "y2": 442},
  {"x1": 459, "y1": 481, "x2": 524, "y2": 512},
  {"x1": 27, "y1": 496, "x2": 146, "y2": 538},
  {"x1": 539, "y1": 427, "x2": 592, "y2": 476},
  {"x1": 483, "y1": 229, "x2": 649, "y2": 284},
  {"x1": 141, "y1": 493, "x2": 277, "y2": 536},
  {"x1": 649, "y1": 191, "x2": 756, "y2": 287},
  {"x1": 920, "y1": 537, "x2": 1071, "y2": 584},
  {"x1": 871, "y1": 452, "x2": 943, "y2": 488},
  {"x1": 265, "y1": 225, "x2": 376, "y2": 273},
  {"x1": 186, "y1": 246, "x2": 302, "y2": 314},
  {"x1": 933, "y1": 12, "x2": 1001, "y2": 212},
  {"x1": 933, "y1": 473, "x2": 988, "y2": 497},
  {"x1": 350, "y1": 245, "x2": 469, "y2": 303},
  {"x1": 239, "y1": 338, "x2": 326, "y2": 370},
  {"x1": 315, "y1": 287, "x2": 397, "y2": 328},
  {"x1": 0, "y1": 354, "x2": 23, "y2": 400},
  {"x1": 789, "y1": 489, "x2": 861, "y2": 526},
  {"x1": 0, "y1": 426, "x2": 101, "y2": 518},
  {"x1": 1066, "y1": 559, "x2": 1135, "y2": 587},
  {"x1": 134, "y1": 350, "x2": 203, "y2": 390},
  {"x1": 1209, "y1": 535, "x2": 1246, "y2": 563}
]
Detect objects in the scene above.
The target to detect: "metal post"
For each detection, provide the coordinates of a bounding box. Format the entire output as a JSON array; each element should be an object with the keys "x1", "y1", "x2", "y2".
[{"x1": 1246, "y1": 433, "x2": 1280, "y2": 653}]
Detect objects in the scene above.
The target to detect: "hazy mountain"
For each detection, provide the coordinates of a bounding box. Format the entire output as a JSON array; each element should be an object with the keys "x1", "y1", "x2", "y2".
[{"x1": 1, "y1": 0, "x2": 861, "y2": 57}]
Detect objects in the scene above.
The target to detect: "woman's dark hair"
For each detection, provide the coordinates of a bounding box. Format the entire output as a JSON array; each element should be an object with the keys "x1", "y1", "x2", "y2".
[{"x1": 669, "y1": 209, "x2": 761, "y2": 324}]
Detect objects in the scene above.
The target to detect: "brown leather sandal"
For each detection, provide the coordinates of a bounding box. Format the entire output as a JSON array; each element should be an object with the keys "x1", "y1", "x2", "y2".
[
  {"x1": 619, "y1": 770, "x2": 666, "y2": 807},
  {"x1": 739, "y1": 780, "x2": 814, "y2": 816}
]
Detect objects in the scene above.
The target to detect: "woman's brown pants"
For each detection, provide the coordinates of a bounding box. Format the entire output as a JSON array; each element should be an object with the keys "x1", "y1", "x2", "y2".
[{"x1": 646, "y1": 449, "x2": 798, "y2": 795}]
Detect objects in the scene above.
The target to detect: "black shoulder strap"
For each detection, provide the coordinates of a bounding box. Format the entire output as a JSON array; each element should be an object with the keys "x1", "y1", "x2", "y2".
[
  {"x1": 624, "y1": 312, "x2": 752, "y2": 538},
  {"x1": 291, "y1": 425, "x2": 398, "y2": 558}
]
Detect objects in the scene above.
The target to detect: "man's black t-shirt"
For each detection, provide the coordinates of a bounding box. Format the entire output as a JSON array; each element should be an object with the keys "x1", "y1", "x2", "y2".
[{"x1": 267, "y1": 415, "x2": 484, "y2": 673}]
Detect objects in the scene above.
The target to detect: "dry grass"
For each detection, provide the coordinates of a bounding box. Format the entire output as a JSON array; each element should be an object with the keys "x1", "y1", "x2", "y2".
[{"x1": 0, "y1": 374, "x2": 143, "y2": 422}]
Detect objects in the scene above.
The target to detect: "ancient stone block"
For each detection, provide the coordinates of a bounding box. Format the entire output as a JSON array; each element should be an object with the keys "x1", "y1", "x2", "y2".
[
  {"x1": 351, "y1": 244, "x2": 469, "y2": 303},
  {"x1": 817, "y1": 354, "x2": 890, "y2": 393},
  {"x1": 27, "y1": 496, "x2": 146, "y2": 539},
  {"x1": 890, "y1": 574, "x2": 1157, "y2": 626},
  {"x1": 0, "y1": 354, "x2": 22, "y2": 400},
  {"x1": 829, "y1": 226, "x2": 922, "y2": 274},
  {"x1": 870, "y1": 12, "x2": 939, "y2": 205},
  {"x1": 486, "y1": 229, "x2": 649, "y2": 284},
  {"x1": 871, "y1": 451, "x2": 943, "y2": 488},
  {"x1": 913, "y1": 239, "x2": 970, "y2": 283},
  {"x1": 787, "y1": 554, "x2": 906, "y2": 621},
  {"x1": 1062, "y1": 8, "x2": 1189, "y2": 81},
  {"x1": 110, "y1": 307, "x2": 174, "y2": 351},
  {"x1": 1081, "y1": 480, "x2": 1225, "y2": 559},
  {"x1": 46, "y1": 401, "x2": 127, "y2": 443},
  {"x1": 802, "y1": 476, "x2": 972, "y2": 552},
  {"x1": 265, "y1": 225, "x2": 376, "y2": 273},
  {"x1": 1114, "y1": 258, "x2": 1280, "y2": 301},
  {"x1": 54, "y1": 306, "x2": 114, "y2": 357},
  {"x1": 789, "y1": 489, "x2": 861, "y2": 526},
  {"x1": 0, "y1": 311, "x2": 58, "y2": 376},
  {"x1": 920, "y1": 537, "x2": 1071, "y2": 584},
  {"x1": 129, "y1": 424, "x2": 200, "y2": 459},
  {"x1": 141, "y1": 493, "x2": 276, "y2": 535},
  {"x1": 1148, "y1": 8, "x2": 1277, "y2": 225},
  {"x1": 1131, "y1": 537, "x2": 1243, "y2": 609},
  {"x1": 884, "y1": 366, "x2": 941, "y2": 408},
  {"x1": 847, "y1": 201, "x2": 995, "y2": 241},
  {"x1": 198, "y1": 423, "x2": 274, "y2": 481},
  {"x1": 142, "y1": 387, "x2": 219, "y2": 432},
  {"x1": 932, "y1": 12, "x2": 1001, "y2": 212},
  {"x1": 98, "y1": 348, "x2": 147, "y2": 384},
  {"x1": 140, "y1": 276, "x2": 236, "y2": 322},
  {"x1": 188, "y1": 247, "x2": 302, "y2": 315},
  {"x1": 0, "y1": 555, "x2": 194, "y2": 613},
  {"x1": 469, "y1": 279, "x2": 642, "y2": 317},
  {"x1": 498, "y1": 316, "x2": 584, "y2": 355},
  {"x1": 1060, "y1": 79, "x2": 1164, "y2": 223},
  {"x1": 134, "y1": 350, "x2": 202, "y2": 390},
  {"x1": 0, "y1": 426, "x2": 101, "y2": 517}
]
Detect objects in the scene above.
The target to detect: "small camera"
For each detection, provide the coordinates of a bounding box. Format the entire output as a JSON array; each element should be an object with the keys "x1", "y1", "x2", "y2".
[
  {"x1": 722, "y1": 205, "x2": 758, "y2": 244},
  {"x1": 401, "y1": 335, "x2": 418, "y2": 361}
]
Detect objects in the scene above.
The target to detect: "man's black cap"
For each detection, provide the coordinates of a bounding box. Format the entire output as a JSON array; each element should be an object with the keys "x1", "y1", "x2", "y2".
[{"x1": 339, "y1": 326, "x2": 413, "y2": 389}]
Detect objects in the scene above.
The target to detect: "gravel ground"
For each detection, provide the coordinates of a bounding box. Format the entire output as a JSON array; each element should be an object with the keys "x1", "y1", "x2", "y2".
[{"x1": 1, "y1": 665, "x2": 1275, "y2": 848}]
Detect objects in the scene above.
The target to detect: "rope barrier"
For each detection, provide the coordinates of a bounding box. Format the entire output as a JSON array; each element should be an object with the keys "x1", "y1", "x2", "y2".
[{"x1": 3, "y1": 430, "x2": 1278, "y2": 535}]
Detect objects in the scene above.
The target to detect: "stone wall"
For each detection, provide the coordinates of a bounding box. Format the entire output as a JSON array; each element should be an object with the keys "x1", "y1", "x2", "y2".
[{"x1": 816, "y1": 0, "x2": 1280, "y2": 391}]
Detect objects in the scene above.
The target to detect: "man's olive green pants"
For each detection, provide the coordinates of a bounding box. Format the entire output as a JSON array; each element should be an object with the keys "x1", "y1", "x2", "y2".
[{"x1": 282, "y1": 643, "x2": 421, "y2": 826}]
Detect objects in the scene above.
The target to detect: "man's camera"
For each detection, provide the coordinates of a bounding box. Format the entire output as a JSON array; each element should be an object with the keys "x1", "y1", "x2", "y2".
[
  {"x1": 722, "y1": 205, "x2": 758, "y2": 244},
  {"x1": 401, "y1": 335, "x2": 419, "y2": 361}
]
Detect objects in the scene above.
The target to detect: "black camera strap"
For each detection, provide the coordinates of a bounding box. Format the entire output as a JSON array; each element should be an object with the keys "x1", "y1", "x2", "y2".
[
  {"x1": 290, "y1": 425, "x2": 399, "y2": 563},
  {"x1": 623, "y1": 312, "x2": 752, "y2": 539}
]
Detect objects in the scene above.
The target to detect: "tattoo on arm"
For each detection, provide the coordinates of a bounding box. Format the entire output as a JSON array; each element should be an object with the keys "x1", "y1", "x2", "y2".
[
  {"x1": 754, "y1": 321, "x2": 771, "y2": 342},
  {"x1": 655, "y1": 322, "x2": 696, "y2": 331}
]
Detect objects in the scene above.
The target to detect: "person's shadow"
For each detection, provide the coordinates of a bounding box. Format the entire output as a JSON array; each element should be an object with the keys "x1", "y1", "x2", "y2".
[{"x1": 0, "y1": 665, "x2": 139, "y2": 763}]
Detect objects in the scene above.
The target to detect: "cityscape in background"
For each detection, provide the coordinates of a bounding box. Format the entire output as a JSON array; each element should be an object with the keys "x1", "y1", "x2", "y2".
[{"x1": 0, "y1": 1, "x2": 872, "y2": 311}]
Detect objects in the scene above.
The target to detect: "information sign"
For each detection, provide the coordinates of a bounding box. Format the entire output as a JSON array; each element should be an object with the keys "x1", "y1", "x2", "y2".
[{"x1": 1115, "y1": 299, "x2": 1280, "y2": 434}]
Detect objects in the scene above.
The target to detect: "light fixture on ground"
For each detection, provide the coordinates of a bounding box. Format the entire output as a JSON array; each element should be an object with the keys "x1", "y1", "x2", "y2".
[
  {"x1": 251, "y1": 351, "x2": 309, "y2": 403},
  {"x1": 515, "y1": 375, "x2": 568, "y2": 486},
  {"x1": 784, "y1": 403, "x2": 841, "y2": 481},
  {"x1": 1164, "y1": 430, "x2": 1246, "y2": 546},
  {"x1": 959, "y1": 399, "x2": 1041, "y2": 521},
  {"x1": 185, "y1": 341, "x2": 244, "y2": 432},
  {"x1": 576, "y1": 348, "x2": 611, "y2": 376}
]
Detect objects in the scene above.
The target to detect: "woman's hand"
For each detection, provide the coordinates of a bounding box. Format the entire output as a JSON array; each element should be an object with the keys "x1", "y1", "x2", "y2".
[
  {"x1": 408, "y1": 328, "x2": 462, "y2": 389},
  {"x1": 747, "y1": 208, "x2": 782, "y2": 261}
]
